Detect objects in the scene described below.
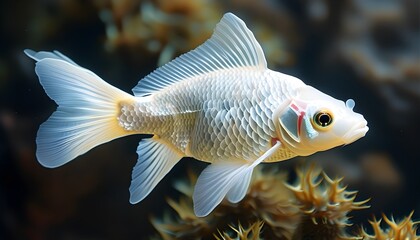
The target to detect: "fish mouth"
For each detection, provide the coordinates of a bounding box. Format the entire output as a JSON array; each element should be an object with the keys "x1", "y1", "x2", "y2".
[{"x1": 343, "y1": 120, "x2": 369, "y2": 144}]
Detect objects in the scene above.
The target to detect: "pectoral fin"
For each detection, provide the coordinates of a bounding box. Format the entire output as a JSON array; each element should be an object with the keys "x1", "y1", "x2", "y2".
[
  {"x1": 226, "y1": 168, "x2": 253, "y2": 203},
  {"x1": 193, "y1": 161, "x2": 249, "y2": 217},
  {"x1": 193, "y1": 141, "x2": 281, "y2": 217}
]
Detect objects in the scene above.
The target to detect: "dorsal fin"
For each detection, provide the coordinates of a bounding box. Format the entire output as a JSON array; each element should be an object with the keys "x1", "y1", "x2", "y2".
[{"x1": 132, "y1": 12, "x2": 267, "y2": 96}]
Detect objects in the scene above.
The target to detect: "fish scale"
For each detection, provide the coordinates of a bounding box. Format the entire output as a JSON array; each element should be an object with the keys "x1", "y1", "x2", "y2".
[{"x1": 118, "y1": 69, "x2": 301, "y2": 163}]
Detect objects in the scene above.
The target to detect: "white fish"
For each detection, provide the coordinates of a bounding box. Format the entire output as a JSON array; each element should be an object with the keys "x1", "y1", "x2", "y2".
[{"x1": 25, "y1": 13, "x2": 368, "y2": 217}]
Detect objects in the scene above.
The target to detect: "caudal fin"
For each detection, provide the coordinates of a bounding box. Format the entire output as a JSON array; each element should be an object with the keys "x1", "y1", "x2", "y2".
[{"x1": 25, "y1": 50, "x2": 134, "y2": 168}]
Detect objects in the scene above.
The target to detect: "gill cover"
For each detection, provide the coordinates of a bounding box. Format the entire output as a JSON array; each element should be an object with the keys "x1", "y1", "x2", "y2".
[
  {"x1": 278, "y1": 100, "x2": 306, "y2": 142},
  {"x1": 279, "y1": 100, "x2": 319, "y2": 143}
]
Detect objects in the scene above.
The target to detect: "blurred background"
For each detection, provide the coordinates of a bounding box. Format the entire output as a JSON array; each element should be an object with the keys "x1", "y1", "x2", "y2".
[{"x1": 0, "y1": 0, "x2": 419, "y2": 239}]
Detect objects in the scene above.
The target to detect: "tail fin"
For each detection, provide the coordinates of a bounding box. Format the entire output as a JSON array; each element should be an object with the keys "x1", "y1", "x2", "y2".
[{"x1": 25, "y1": 50, "x2": 134, "y2": 168}]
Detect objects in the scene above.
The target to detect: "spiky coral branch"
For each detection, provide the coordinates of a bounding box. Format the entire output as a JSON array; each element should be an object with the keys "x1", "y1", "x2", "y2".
[
  {"x1": 286, "y1": 164, "x2": 370, "y2": 224},
  {"x1": 285, "y1": 164, "x2": 370, "y2": 239},
  {"x1": 151, "y1": 164, "x2": 372, "y2": 239},
  {"x1": 215, "y1": 221, "x2": 264, "y2": 240},
  {"x1": 360, "y1": 211, "x2": 419, "y2": 240},
  {"x1": 151, "y1": 168, "x2": 300, "y2": 239}
]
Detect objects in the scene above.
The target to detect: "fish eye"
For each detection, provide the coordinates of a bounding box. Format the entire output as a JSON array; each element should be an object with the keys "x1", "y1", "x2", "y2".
[{"x1": 312, "y1": 110, "x2": 333, "y2": 130}]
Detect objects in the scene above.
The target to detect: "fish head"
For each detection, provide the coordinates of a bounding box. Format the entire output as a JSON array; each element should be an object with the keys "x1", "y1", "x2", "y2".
[{"x1": 274, "y1": 85, "x2": 368, "y2": 156}]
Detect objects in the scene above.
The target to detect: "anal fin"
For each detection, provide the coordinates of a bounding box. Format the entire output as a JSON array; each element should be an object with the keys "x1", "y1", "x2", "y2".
[{"x1": 129, "y1": 137, "x2": 183, "y2": 204}]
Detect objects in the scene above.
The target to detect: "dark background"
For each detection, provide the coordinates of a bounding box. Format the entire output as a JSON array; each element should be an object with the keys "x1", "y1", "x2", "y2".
[{"x1": 1, "y1": 0, "x2": 419, "y2": 239}]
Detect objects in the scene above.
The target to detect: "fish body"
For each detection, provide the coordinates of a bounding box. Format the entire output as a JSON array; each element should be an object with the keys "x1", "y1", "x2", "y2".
[
  {"x1": 119, "y1": 69, "x2": 302, "y2": 163},
  {"x1": 25, "y1": 13, "x2": 368, "y2": 217}
]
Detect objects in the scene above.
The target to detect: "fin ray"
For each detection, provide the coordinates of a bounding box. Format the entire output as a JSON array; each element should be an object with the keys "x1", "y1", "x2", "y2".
[
  {"x1": 129, "y1": 138, "x2": 183, "y2": 204},
  {"x1": 26, "y1": 50, "x2": 134, "y2": 168},
  {"x1": 132, "y1": 12, "x2": 266, "y2": 96},
  {"x1": 193, "y1": 162, "x2": 248, "y2": 217},
  {"x1": 24, "y1": 49, "x2": 79, "y2": 66},
  {"x1": 193, "y1": 141, "x2": 282, "y2": 217},
  {"x1": 226, "y1": 168, "x2": 253, "y2": 203}
]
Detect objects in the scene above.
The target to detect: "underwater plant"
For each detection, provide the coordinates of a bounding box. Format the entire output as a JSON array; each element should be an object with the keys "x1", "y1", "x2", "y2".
[
  {"x1": 151, "y1": 168, "x2": 300, "y2": 239},
  {"x1": 286, "y1": 164, "x2": 370, "y2": 239},
  {"x1": 215, "y1": 221, "x2": 264, "y2": 240},
  {"x1": 97, "y1": 0, "x2": 221, "y2": 65},
  {"x1": 151, "y1": 164, "x2": 373, "y2": 239},
  {"x1": 359, "y1": 211, "x2": 419, "y2": 240},
  {"x1": 96, "y1": 0, "x2": 294, "y2": 68}
]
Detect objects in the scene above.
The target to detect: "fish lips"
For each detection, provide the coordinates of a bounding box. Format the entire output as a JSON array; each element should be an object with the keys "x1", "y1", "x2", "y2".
[{"x1": 343, "y1": 120, "x2": 369, "y2": 144}]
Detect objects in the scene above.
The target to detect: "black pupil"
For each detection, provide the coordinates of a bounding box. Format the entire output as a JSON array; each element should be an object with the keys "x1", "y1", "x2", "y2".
[{"x1": 318, "y1": 113, "x2": 331, "y2": 126}]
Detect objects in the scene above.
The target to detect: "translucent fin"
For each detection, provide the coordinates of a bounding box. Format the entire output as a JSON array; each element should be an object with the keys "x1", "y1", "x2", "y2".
[
  {"x1": 226, "y1": 167, "x2": 253, "y2": 203},
  {"x1": 24, "y1": 49, "x2": 79, "y2": 66},
  {"x1": 193, "y1": 161, "x2": 249, "y2": 217},
  {"x1": 132, "y1": 12, "x2": 267, "y2": 97},
  {"x1": 129, "y1": 137, "x2": 183, "y2": 204},
  {"x1": 193, "y1": 141, "x2": 281, "y2": 217},
  {"x1": 25, "y1": 50, "x2": 134, "y2": 168}
]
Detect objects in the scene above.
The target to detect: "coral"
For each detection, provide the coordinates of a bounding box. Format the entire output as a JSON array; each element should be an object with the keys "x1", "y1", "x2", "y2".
[
  {"x1": 95, "y1": 0, "x2": 295, "y2": 68},
  {"x1": 286, "y1": 164, "x2": 370, "y2": 239},
  {"x1": 96, "y1": 0, "x2": 221, "y2": 65},
  {"x1": 359, "y1": 211, "x2": 419, "y2": 240},
  {"x1": 151, "y1": 167, "x2": 300, "y2": 239},
  {"x1": 151, "y1": 164, "x2": 371, "y2": 239},
  {"x1": 215, "y1": 221, "x2": 264, "y2": 240}
]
